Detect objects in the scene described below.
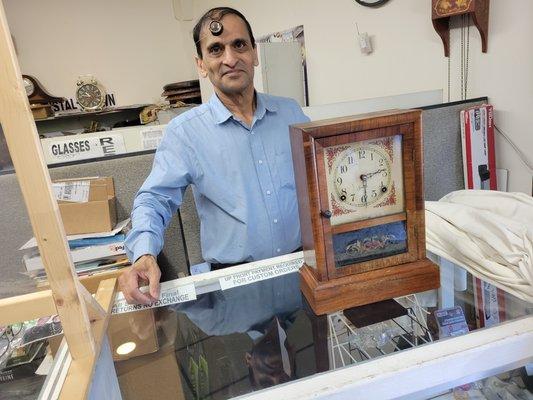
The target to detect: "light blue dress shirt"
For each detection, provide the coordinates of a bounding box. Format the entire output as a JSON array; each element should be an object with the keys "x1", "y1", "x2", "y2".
[{"x1": 125, "y1": 92, "x2": 310, "y2": 265}]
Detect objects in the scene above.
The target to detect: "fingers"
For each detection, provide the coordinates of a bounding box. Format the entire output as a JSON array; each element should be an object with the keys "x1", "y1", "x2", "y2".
[
  {"x1": 118, "y1": 255, "x2": 162, "y2": 305},
  {"x1": 146, "y1": 257, "x2": 161, "y2": 300},
  {"x1": 119, "y1": 269, "x2": 153, "y2": 305}
]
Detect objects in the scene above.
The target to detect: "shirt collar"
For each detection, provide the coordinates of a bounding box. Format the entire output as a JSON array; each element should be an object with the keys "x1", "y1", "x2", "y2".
[
  {"x1": 209, "y1": 93, "x2": 233, "y2": 124},
  {"x1": 209, "y1": 91, "x2": 278, "y2": 125}
]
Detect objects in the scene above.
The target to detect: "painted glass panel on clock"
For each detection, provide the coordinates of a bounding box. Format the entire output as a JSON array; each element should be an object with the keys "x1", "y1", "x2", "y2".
[{"x1": 323, "y1": 134, "x2": 405, "y2": 226}]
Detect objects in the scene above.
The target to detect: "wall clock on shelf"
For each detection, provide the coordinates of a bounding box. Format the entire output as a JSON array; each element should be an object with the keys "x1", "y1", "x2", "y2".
[
  {"x1": 76, "y1": 76, "x2": 107, "y2": 112},
  {"x1": 22, "y1": 75, "x2": 64, "y2": 119},
  {"x1": 290, "y1": 110, "x2": 439, "y2": 315},
  {"x1": 22, "y1": 75, "x2": 63, "y2": 105},
  {"x1": 354, "y1": 0, "x2": 390, "y2": 7}
]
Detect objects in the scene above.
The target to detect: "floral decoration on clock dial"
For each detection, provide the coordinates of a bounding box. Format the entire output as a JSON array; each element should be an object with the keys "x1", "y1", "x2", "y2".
[{"x1": 324, "y1": 135, "x2": 405, "y2": 226}]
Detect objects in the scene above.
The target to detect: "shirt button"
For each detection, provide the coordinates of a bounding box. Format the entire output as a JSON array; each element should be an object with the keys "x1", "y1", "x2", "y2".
[
  {"x1": 258, "y1": 160, "x2": 263, "y2": 164},
  {"x1": 276, "y1": 248, "x2": 281, "y2": 253},
  {"x1": 273, "y1": 219, "x2": 278, "y2": 223},
  {"x1": 266, "y1": 190, "x2": 271, "y2": 195}
]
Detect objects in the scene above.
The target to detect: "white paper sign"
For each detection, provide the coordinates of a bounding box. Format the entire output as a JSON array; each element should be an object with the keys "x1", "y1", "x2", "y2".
[
  {"x1": 52, "y1": 181, "x2": 90, "y2": 202},
  {"x1": 112, "y1": 281, "x2": 197, "y2": 314},
  {"x1": 140, "y1": 128, "x2": 164, "y2": 150},
  {"x1": 45, "y1": 134, "x2": 127, "y2": 163},
  {"x1": 219, "y1": 258, "x2": 303, "y2": 290}
]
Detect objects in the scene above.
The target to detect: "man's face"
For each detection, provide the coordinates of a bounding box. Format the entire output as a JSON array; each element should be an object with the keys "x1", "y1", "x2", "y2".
[{"x1": 196, "y1": 14, "x2": 258, "y2": 96}]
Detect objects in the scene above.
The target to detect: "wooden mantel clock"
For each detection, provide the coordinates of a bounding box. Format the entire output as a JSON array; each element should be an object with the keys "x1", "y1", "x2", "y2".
[{"x1": 290, "y1": 110, "x2": 440, "y2": 315}]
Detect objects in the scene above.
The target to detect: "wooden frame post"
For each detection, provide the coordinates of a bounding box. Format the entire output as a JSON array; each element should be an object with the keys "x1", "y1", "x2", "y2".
[{"x1": 0, "y1": 0, "x2": 96, "y2": 360}]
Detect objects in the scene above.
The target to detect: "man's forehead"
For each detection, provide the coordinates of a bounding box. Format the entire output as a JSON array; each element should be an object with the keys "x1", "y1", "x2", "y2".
[{"x1": 199, "y1": 13, "x2": 251, "y2": 46}]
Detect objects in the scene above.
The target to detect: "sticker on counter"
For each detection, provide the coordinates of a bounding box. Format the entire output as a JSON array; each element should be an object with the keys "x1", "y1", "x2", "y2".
[
  {"x1": 219, "y1": 258, "x2": 303, "y2": 290},
  {"x1": 112, "y1": 281, "x2": 196, "y2": 314},
  {"x1": 140, "y1": 128, "x2": 164, "y2": 150},
  {"x1": 434, "y1": 306, "x2": 469, "y2": 338},
  {"x1": 52, "y1": 181, "x2": 90, "y2": 202},
  {"x1": 44, "y1": 134, "x2": 127, "y2": 163}
]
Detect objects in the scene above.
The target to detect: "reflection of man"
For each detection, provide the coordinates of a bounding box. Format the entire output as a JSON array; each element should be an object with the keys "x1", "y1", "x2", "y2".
[
  {"x1": 120, "y1": 7, "x2": 309, "y2": 304},
  {"x1": 246, "y1": 316, "x2": 296, "y2": 389}
]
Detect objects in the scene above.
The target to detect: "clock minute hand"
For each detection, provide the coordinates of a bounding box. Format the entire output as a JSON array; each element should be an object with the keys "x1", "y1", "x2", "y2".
[{"x1": 364, "y1": 168, "x2": 386, "y2": 179}]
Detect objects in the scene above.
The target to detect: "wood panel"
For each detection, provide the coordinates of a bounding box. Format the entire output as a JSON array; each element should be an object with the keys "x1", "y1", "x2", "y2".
[
  {"x1": 331, "y1": 212, "x2": 406, "y2": 235},
  {"x1": 290, "y1": 128, "x2": 327, "y2": 280},
  {"x1": 0, "y1": 290, "x2": 56, "y2": 326},
  {"x1": 300, "y1": 258, "x2": 439, "y2": 315},
  {"x1": 59, "y1": 278, "x2": 118, "y2": 400},
  {"x1": 0, "y1": 1, "x2": 95, "y2": 359}
]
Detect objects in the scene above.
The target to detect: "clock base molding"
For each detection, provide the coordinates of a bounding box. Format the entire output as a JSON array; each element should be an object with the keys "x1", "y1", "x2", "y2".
[{"x1": 300, "y1": 258, "x2": 440, "y2": 315}]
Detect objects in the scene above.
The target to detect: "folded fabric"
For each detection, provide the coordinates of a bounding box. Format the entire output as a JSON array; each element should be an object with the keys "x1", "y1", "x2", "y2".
[{"x1": 425, "y1": 190, "x2": 533, "y2": 303}]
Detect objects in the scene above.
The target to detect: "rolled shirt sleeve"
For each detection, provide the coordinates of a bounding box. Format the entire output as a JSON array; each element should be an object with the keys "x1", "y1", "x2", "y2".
[{"x1": 125, "y1": 122, "x2": 198, "y2": 262}]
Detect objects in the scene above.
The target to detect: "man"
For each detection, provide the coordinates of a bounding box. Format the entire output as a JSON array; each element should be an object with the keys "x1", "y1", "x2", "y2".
[{"x1": 120, "y1": 7, "x2": 309, "y2": 304}]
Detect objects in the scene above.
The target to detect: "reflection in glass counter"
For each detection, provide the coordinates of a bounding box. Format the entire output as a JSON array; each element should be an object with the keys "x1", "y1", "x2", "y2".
[{"x1": 110, "y1": 263, "x2": 532, "y2": 400}]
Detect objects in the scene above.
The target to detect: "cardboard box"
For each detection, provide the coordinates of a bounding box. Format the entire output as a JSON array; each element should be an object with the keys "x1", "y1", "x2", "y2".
[{"x1": 55, "y1": 177, "x2": 117, "y2": 235}]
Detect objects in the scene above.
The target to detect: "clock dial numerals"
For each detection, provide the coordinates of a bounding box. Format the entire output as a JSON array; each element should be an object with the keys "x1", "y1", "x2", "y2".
[
  {"x1": 324, "y1": 135, "x2": 405, "y2": 226},
  {"x1": 333, "y1": 146, "x2": 391, "y2": 208},
  {"x1": 77, "y1": 84, "x2": 103, "y2": 109}
]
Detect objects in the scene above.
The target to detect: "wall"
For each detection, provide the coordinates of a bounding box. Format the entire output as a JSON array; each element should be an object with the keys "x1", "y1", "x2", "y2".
[
  {"x1": 4, "y1": 0, "x2": 532, "y2": 193},
  {"x1": 4, "y1": 0, "x2": 198, "y2": 106},
  {"x1": 193, "y1": 0, "x2": 446, "y2": 106}
]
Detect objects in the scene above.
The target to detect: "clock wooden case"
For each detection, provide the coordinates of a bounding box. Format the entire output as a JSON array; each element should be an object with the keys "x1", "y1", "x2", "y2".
[{"x1": 290, "y1": 110, "x2": 439, "y2": 315}]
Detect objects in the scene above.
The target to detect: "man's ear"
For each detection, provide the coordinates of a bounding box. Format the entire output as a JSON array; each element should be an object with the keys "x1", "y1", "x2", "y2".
[
  {"x1": 245, "y1": 352, "x2": 253, "y2": 367},
  {"x1": 195, "y1": 56, "x2": 208, "y2": 78}
]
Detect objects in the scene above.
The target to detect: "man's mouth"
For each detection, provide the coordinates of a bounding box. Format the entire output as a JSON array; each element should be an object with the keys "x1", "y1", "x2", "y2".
[{"x1": 222, "y1": 70, "x2": 243, "y2": 77}]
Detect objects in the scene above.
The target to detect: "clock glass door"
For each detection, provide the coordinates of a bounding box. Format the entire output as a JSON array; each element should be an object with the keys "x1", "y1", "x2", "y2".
[{"x1": 321, "y1": 132, "x2": 411, "y2": 272}]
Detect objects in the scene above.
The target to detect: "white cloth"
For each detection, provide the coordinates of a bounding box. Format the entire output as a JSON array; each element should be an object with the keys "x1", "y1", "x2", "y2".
[{"x1": 425, "y1": 190, "x2": 533, "y2": 303}]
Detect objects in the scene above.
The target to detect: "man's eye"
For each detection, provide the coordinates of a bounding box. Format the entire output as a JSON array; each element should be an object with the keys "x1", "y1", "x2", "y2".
[
  {"x1": 209, "y1": 45, "x2": 222, "y2": 54},
  {"x1": 234, "y1": 41, "x2": 247, "y2": 50}
]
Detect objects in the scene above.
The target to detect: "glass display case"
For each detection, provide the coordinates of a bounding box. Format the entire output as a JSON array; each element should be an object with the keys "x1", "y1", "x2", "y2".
[
  {"x1": 0, "y1": 256, "x2": 532, "y2": 399},
  {"x1": 98, "y1": 257, "x2": 533, "y2": 399}
]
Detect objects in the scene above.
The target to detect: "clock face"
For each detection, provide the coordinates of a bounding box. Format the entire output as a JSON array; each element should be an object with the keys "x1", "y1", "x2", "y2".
[
  {"x1": 76, "y1": 83, "x2": 104, "y2": 110},
  {"x1": 324, "y1": 134, "x2": 405, "y2": 226},
  {"x1": 23, "y1": 77, "x2": 35, "y2": 96}
]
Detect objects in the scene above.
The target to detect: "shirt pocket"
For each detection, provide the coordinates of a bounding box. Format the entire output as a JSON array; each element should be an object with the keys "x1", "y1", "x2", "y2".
[{"x1": 275, "y1": 149, "x2": 296, "y2": 189}]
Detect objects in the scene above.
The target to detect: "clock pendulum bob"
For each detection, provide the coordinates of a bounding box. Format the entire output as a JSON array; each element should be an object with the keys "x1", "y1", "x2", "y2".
[{"x1": 290, "y1": 110, "x2": 440, "y2": 315}]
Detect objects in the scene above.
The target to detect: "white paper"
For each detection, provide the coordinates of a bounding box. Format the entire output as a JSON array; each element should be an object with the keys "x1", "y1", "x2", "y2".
[
  {"x1": 219, "y1": 258, "x2": 303, "y2": 290},
  {"x1": 20, "y1": 218, "x2": 130, "y2": 250},
  {"x1": 140, "y1": 128, "x2": 164, "y2": 150},
  {"x1": 112, "y1": 280, "x2": 197, "y2": 314},
  {"x1": 35, "y1": 353, "x2": 54, "y2": 376},
  {"x1": 277, "y1": 318, "x2": 291, "y2": 376},
  {"x1": 52, "y1": 181, "x2": 90, "y2": 203}
]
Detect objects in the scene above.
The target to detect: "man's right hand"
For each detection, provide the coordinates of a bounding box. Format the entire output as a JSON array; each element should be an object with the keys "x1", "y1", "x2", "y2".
[{"x1": 118, "y1": 254, "x2": 161, "y2": 305}]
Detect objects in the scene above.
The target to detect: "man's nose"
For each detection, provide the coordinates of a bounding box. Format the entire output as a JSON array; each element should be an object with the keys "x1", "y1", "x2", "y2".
[{"x1": 222, "y1": 47, "x2": 238, "y2": 67}]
